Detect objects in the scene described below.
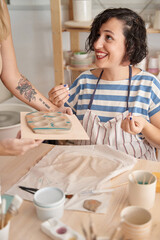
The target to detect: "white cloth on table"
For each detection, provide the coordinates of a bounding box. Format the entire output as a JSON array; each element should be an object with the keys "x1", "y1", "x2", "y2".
[{"x1": 6, "y1": 144, "x2": 137, "y2": 213}]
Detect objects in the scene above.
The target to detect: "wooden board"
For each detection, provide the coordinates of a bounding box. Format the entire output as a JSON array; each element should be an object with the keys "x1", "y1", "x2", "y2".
[{"x1": 21, "y1": 112, "x2": 89, "y2": 140}]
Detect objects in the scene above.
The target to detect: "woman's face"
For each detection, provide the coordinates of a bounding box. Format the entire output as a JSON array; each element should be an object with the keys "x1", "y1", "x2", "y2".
[{"x1": 93, "y1": 17, "x2": 127, "y2": 69}]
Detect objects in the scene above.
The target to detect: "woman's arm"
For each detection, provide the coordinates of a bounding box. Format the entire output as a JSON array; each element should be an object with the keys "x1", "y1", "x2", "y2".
[
  {"x1": 0, "y1": 0, "x2": 58, "y2": 112},
  {"x1": 121, "y1": 112, "x2": 160, "y2": 148},
  {"x1": 0, "y1": 130, "x2": 42, "y2": 156}
]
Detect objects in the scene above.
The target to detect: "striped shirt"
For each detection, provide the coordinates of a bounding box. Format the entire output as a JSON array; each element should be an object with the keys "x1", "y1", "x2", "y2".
[{"x1": 65, "y1": 70, "x2": 160, "y2": 123}]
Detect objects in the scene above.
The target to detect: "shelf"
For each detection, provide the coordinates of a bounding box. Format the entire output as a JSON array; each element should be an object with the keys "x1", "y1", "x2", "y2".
[
  {"x1": 64, "y1": 20, "x2": 92, "y2": 31},
  {"x1": 63, "y1": 27, "x2": 90, "y2": 33},
  {"x1": 63, "y1": 26, "x2": 160, "y2": 34},
  {"x1": 64, "y1": 64, "x2": 97, "y2": 71},
  {"x1": 147, "y1": 28, "x2": 160, "y2": 33},
  {"x1": 50, "y1": 1, "x2": 160, "y2": 86}
]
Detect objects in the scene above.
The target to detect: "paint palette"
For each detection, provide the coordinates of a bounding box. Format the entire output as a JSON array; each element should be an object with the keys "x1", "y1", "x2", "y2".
[
  {"x1": 41, "y1": 218, "x2": 85, "y2": 240},
  {"x1": 25, "y1": 111, "x2": 72, "y2": 134}
]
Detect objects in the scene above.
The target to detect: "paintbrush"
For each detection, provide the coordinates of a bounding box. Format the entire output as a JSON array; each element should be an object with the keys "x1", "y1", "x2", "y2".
[
  {"x1": 18, "y1": 186, "x2": 73, "y2": 199},
  {"x1": 110, "y1": 225, "x2": 122, "y2": 240},
  {"x1": 148, "y1": 175, "x2": 154, "y2": 184},
  {"x1": 89, "y1": 217, "x2": 97, "y2": 240},
  {"x1": 4, "y1": 195, "x2": 23, "y2": 227},
  {"x1": 80, "y1": 181, "x2": 128, "y2": 195},
  {"x1": 131, "y1": 173, "x2": 138, "y2": 184},
  {"x1": 81, "y1": 218, "x2": 97, "y2": 240},
  {"x1": 19, "y1": 186, "x2": 38, "y2": 194},
  {"x1": 0, "y1": 198, "x2": 6, "y2": 229}
]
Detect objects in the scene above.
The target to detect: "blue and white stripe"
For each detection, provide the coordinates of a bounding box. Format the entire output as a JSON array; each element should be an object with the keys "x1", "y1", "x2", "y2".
[{"x1": 65, "y1": 70, "x2": 160, "y2": 123}]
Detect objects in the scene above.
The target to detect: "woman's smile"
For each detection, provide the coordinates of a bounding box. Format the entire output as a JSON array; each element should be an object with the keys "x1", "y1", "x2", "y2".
[{"x1": 95, "y1": 50, "x2": 108, "y2": 60}]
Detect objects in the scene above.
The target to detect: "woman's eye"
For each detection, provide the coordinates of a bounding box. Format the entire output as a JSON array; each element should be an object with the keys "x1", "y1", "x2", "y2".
[
  {"x1": 96, "y1": 33, "x2": 100, "y2": 38},
  {"x1": 105, "y1": 35, "x2": 112, "y2": 41}
]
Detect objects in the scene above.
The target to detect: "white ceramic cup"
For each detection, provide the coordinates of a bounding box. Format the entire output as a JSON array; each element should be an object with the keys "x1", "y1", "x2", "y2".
[
  {"x1": 0, "y1": 222, "x2": 10, "y2": 240},
  {"x1": 120, "y1": 206, "x2": 152, "y2": 240},
  {"x1": 128, "y1": 170, "x2": 157, "y2": 209},
  {"x1": 73, "y1": 0, "x2": 92, "y2": 22}
]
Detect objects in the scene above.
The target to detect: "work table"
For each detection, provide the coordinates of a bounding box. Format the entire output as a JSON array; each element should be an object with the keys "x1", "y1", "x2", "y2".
[{"x1": 0, "y1": 143, "x2": 160, "y2": 240}]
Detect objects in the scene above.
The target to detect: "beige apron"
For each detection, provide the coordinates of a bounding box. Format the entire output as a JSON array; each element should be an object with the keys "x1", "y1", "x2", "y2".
[{"x1": 79, "y1": 66, "x2": 157, "y2": 161}]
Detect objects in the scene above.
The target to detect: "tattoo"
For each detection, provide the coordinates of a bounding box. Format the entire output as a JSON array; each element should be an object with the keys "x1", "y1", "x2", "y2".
[
  {"x1": 16, "y1": 75, "x2": 37, "y2": 102},
  {"x1": 39, "y1": 98, "x2": 50, "y2": 109}
]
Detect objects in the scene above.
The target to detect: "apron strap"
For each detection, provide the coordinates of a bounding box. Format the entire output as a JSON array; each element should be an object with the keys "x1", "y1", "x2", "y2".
[
  {"x1": 88, "y1": 69, "x2": 104, "y2": 110},
  {"x1": 126, "y1": 65, "x2": 132, "y2": 111},
  {"x1": 88, "y1": 65, "x2": 132, "y2": 110}
]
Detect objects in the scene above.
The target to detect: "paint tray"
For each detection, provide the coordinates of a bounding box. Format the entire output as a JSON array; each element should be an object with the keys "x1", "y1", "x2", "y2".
[
  {"x1": 21, "y1": 111, "x2": 89, "y2": 140},
  {"x1": 26, "y1": 111, "x2": 72, "y2": 134},
  {"x1": 41, "y1": 218, "x2": 85, "y2": 240}
]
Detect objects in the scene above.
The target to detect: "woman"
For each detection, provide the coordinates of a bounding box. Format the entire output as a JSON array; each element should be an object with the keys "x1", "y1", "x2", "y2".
[
  {"x1": 0, "y1": 0, "x2": 71, "y2": 155},
  {"x1": 49, "y1": 8, "x2": 160, "y2": 161}
]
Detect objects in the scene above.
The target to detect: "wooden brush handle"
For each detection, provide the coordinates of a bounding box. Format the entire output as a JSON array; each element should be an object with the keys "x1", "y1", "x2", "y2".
[{"x1": 4, "y1": 212, "x2": 12, "y2": 227}]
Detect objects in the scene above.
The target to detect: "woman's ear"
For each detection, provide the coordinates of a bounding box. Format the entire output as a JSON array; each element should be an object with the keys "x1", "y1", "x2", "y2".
[{"x1": 121, "y1": 59, "x2": 130, "y2": 66}]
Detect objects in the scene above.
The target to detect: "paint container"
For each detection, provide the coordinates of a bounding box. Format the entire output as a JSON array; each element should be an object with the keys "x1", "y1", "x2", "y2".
[
  {"x1": 41, "y1": 218, "x2": 85, "y2": 240},
  {"x1": 33, "y1": 187, "x2": 65, "y2": 221},
  {"x1": 128, "y1": 170, "x2": 157, "y2": 209}
]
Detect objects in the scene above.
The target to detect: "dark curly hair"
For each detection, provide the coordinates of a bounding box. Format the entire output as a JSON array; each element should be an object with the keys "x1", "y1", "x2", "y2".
[{"x1": 86, "y1": 8, "x2": 148, "y2": 65}]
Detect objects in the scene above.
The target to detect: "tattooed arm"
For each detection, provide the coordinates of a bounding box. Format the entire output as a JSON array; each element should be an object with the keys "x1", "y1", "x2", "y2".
[
  {"x1": 0, "y1": 0, "x2": 58, "y2": 112},
  {"x1": 14, "y1": 75, "x2": 56, "y2": 111}
]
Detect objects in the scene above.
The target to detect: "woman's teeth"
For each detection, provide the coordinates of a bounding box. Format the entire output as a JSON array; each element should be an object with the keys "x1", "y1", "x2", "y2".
[{"x1": 96, "y1": 52, "x2": 108, "y2": 59}]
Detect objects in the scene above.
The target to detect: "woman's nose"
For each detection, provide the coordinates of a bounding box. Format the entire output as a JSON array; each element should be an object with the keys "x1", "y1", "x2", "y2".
[{"x1": 94, "y1": 37, "x2": 104, "y2": 49}]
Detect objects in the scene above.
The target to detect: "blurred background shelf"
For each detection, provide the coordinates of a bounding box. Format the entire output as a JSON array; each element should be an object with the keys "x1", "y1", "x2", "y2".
[
  {"x1": 64, "y1": 64, "x2": 97, "y2": 71},
  {"x1": 50, "y1": 0, "x2": 160, "y2": 86},
  {"x1": 147, "y1": 28, "x2": 160, "y2": 33}
]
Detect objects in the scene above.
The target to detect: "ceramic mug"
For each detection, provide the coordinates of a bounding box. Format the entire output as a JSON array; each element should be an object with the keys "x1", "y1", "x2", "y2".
[
  {"x1": 128, "y1": 170, "x2": 157, "y2": 209},
  {"x1": 120, "y1": 206, "x2": 152, "y2": 240}
]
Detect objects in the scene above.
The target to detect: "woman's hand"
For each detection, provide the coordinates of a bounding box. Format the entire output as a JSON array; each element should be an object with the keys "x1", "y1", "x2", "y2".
[
  {"x1": 58, "y1": 106, "x2": 73, "y2": 115},
  {"x1": 48, "y1": 85, "x2": 70, "y2": 107},
  {"x1": 121, "y1": 113, "x2": 147, "y2": 135},
  {"x1": 0, "y1": 131, "x2": 42, "y2": 156}
]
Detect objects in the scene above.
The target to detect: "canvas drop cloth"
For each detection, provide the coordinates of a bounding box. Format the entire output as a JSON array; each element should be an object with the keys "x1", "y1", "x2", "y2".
[{"x1": 6, "y1": 144, "x2": 137, "y2": 213}]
